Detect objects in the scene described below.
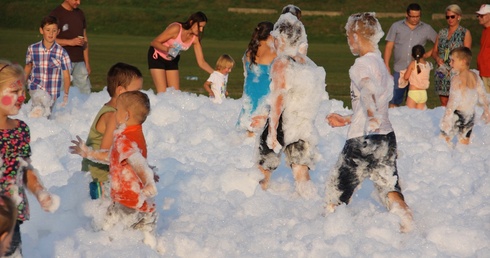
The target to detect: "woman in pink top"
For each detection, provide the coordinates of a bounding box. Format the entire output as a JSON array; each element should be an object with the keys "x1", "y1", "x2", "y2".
[{"x1": 148, "y1": 11, "x2": 214, "y2": 93}]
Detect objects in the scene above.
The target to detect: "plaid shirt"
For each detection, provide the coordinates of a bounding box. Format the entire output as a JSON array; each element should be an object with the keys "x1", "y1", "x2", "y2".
[{"x1": 25, "y1": 40, "x2": 71, "y2": 99}]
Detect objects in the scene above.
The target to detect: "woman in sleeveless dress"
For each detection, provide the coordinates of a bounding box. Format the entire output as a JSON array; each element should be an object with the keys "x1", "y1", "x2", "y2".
[{"x1": 432, "y1": 4, "x2": 472, "y2": 106}]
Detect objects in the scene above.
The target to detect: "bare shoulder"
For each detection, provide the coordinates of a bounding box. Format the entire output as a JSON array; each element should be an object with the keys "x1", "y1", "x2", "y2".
[{"x1": 96, "y1": 110, "x2": 116, "y2": 133}]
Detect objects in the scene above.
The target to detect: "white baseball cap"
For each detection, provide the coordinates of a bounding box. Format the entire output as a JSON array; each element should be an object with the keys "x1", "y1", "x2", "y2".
[{"x1": 476, "y1": 4, "x2": 490, "y2": 15}]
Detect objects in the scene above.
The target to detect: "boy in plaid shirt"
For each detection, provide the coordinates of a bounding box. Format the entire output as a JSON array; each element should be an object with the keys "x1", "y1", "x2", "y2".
[{"x1": 25, "y1": 16, "x2": 71, "y2": 118}]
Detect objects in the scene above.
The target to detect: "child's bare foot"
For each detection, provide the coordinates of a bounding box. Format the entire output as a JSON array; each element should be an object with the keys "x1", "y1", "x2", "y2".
[
  {"x1": 387, "y1": 191, "x2": 414, "y2": 232},
  {"x1": 258, "y1": 166, "x2": 271, "y2": 190},
  {"x1": 459, "y1": 137, "x2": 470, "y2": 145}
]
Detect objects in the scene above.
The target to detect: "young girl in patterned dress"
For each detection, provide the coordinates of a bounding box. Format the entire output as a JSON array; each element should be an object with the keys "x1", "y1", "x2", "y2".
[{"x1": 0, "y1": 60, "x2": 59, "y2": 256}]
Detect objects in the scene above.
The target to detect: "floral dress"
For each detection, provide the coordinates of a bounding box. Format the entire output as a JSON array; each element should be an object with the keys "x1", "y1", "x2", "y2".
[
  {"x1": 0, "y1": 120, "x2": 31, "y2": 221},
  {"x1": 434, "y1": 26, "x2": 467, "y2": 96}
]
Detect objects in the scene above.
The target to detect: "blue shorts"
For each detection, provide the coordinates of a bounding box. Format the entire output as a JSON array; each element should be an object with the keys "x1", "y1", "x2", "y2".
[{"x1": 390, "y1": 71, "x2": 408, "y2": 106}]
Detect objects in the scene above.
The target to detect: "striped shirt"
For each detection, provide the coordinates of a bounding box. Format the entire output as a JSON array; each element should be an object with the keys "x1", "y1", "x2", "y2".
[{"x1": 25, "y1": 40, "x2": 71, "y2": 99}]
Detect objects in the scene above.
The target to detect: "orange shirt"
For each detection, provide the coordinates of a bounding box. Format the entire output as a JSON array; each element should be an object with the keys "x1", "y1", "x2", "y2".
[{"x1": 109, "y1": 124, "x2": 154, "y2": 212}]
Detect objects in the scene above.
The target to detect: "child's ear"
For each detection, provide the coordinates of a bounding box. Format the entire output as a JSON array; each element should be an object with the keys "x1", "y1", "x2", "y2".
[
  {"x1": 115, "y1": 85, "x2": 124, "y2": 95},
  {"x1": 39, "y1": 27, "x2": 44, "y2": 35}
]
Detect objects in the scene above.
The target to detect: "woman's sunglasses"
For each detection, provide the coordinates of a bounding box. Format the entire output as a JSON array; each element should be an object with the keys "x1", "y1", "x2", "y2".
[{"x1": 446, "y1": 15, "x2": 457, "y2": 20}]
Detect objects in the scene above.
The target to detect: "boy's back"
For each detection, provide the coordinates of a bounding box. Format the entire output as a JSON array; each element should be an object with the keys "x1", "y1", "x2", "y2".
[{"x1": 448, "y1": 69, "x2": 486, "y2": 114}]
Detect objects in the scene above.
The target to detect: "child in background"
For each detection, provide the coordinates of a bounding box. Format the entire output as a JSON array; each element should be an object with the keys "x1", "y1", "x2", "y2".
[
  {"x1": 440, "y1": 47, "x2": 490, "y2": 145},
  {"x1": 0, "y1": 195, "x2": 17, "y2": 257},
  {"x1": 70, "y1": 91, "x2": 158, "y2": 248},
  {"x1": 400, "y1": 45, "x2": 433, "y2": 110},
  {"x1": 82, "y1": 62, "x2": 143, "y2": 199},
  {"x1": 24, "y1": 16, "x2": 71, "y2": 118},
  {"x1": 324, "y1": 13, "x2": 413, "y2": 232},
  {"x1": 0, "y1": 60, "x2": 59, "y2": 257},
  {"x1": 203, "y1": 54, "x2": 234, "y2": 104}
]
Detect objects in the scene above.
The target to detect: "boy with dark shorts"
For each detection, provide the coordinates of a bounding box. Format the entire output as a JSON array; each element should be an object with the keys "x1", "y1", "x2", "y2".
[
  {"x1": 440, "y1": 47, "x2": 490, "y2": 145},
  {"x1": 325, "y1": 12, "x2": 413, "y2": 232}
]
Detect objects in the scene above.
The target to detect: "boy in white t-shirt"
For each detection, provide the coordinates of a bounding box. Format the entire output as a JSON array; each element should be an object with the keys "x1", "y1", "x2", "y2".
[
  {"x1": 203, "y1": 54, "x2": 235, "y2": 104},
  {"x1": 324, "y1": 12, "x2": 413, "y2": 233}
]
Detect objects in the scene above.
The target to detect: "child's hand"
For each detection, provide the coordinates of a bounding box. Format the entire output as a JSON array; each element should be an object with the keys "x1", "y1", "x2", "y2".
[
  {"x1": 60, "y1": 93, "x2": 69, "y2": 107},
  {"x1": 326, "y1": 113, "x2": 349, "y2": 127},
  {"x1": 366, "y1": 117, "x2": 380, "y2": 134},
  {"x1": 266, "y1": 135, "x2": 282, "y2": 153},
  {"x1": 69, "y1": 136, "x2": 89, "y2": 158},
  {"x1": 142, "y1": 182, "x2": 157, "y2": 197},
  {"x1": 250, "y1": 115, "x2": 266, "y2": 128},
  {"x1": 36, "y1": 190, "x2": 60, "y2": 213}
]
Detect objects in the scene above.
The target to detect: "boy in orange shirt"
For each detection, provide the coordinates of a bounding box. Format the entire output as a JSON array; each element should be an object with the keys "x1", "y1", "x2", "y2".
[{"x1": 70, "y1": 91, "x2": 158, "y2": 247}]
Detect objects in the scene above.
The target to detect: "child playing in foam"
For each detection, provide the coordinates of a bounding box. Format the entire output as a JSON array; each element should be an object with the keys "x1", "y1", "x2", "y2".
[
  {"x1": 0, "y1": 60, "x2": 59, "y2": 256},
  {"x1": 70, "y1": 91, "x2": 159, "y2": 248},
  {"x1": 257, "y1": 13, "x2": 327, "y2": 198},
  {"x1": 440, "y1": 46, "x2": 490, "y2": 145},
  {"x1": 324, "y1": 13, "x2": 413, "y2": 232}
]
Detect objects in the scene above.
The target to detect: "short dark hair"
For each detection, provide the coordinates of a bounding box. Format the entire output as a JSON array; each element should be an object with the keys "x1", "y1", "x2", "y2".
[
  {"x1": 40, "y1": 16, "x2": 58, "y2": 28},
  {"x1": 407, "y1": 3, "x2": 421, "y2": 14},
  {"x1": 106, "y1": 62, "x2": 142, "y2": 97}
]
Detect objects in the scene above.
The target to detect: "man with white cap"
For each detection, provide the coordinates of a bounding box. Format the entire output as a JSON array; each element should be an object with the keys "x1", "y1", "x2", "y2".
[{"x1": 477, "y1": 4, "x2": 490, "y2": 92}]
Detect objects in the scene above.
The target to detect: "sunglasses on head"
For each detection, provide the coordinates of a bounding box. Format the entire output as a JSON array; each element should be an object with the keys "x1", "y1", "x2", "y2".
[{"x1": 446, "y1": 15, "x2": 457, "y2": 20}]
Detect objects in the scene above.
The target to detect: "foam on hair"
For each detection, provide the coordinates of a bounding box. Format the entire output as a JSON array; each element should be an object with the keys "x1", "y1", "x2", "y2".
[{"x1": 345, "y1": 12, "x2": 384, "y2": 48}]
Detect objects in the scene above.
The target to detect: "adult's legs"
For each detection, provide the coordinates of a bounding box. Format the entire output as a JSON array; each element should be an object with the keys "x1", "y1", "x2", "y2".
[
  {"x1": 71, "y1": 61, "x2": 92, "y2": 94},
  {"x1": 439, "y1": 95, "x2": 449, "y2": 107},
  {"x1": 389, "y1": 71, "x2": 407, "y2": 108},
  {"x1": 150, "y1": 69, "x2": 168, "y2": 93},
  {"x1": 165, "y1": 70, "x2": 180, "y2": 90}
]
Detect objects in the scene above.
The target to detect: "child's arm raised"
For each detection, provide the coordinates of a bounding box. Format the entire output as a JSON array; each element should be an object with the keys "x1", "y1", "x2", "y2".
[
  {"x1": 69, "y1": 136, "x2": 110, "y2": 164},
  {"x1": 127, "y1": 153, "x2": 157, "y2": 198}
]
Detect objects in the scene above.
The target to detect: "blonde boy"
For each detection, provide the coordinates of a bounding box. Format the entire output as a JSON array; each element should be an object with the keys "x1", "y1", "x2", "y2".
[
  {"x1": 25, "y1": 16, "x2": 71, "y2": 118},
  {"x1": 440, "y1": 47, "x2": 490, "y2": 145},
  {"x1": 203, "y1": 54, "x2": 235, "y2": 104}
]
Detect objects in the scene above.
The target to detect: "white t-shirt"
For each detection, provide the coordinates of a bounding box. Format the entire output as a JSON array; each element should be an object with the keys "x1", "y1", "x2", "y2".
[
  {"x1": 207, "y1": 71, "x2": 228, "y2": 104},
  {"x1": 348, "y1": 50, "x2": 394, "y2": 139}
]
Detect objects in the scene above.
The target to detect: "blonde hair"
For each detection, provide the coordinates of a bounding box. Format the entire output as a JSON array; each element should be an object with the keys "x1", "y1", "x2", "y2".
[
  {"x1": 215, "y1": 54, "x2": 235, "y2": 70},
  {"x1": 450, "y1": 46, "x2": 472, "y2": 67},
  {"x1": 0, "y1": 60, "x2": 25, "y2": 90},
  {"x1": 446, "y1": 4, "x2": 462, "y2": 16},
  {"x1": 117, "y1": 91, "x2": 150, "y2": 124}
]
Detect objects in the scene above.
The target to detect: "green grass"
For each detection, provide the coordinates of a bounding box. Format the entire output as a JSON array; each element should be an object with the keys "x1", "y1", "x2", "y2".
[{"x1": 0, "y1": 0, "x2": 484, "y2": 109}]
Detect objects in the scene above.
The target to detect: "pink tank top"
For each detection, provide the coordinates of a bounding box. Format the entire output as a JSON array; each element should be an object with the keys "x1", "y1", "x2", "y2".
[
  {"x1": 409, "y1": 62, "x2": 432, "y2": 90},
  {"x1": 153, "y1": 23, "x2": 196, "y2": 60}
]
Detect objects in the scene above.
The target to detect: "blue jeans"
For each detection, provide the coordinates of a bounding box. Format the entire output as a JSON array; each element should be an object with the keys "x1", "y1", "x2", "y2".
[
  {"x1": 71, "y1": 62, "x2": 92, "y2": 94},
  {"x1": 390, "y1": 71, "x2": 408, "y2": 106}
]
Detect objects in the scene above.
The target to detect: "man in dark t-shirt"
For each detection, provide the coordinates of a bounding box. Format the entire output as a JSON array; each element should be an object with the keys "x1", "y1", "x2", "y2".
[{"x1": 50, "y1": 0, "x2": 92, "y2": 94}]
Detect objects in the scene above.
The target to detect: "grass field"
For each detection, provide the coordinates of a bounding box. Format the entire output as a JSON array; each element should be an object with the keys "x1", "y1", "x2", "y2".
[{"x1": 0, "y1": 0, "x2": 483, "y2": 109}]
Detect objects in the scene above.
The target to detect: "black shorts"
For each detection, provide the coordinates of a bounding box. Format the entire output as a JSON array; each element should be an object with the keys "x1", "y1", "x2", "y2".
[{"x1": 147, "y1": 46, "x2": 180, "y2": 70}]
